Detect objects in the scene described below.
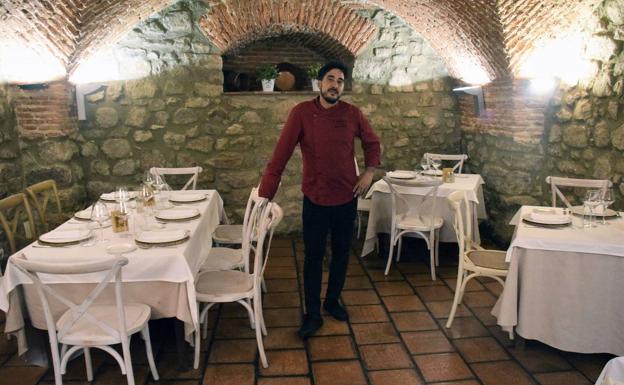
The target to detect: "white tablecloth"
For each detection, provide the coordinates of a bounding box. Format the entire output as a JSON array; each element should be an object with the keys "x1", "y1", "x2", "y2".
[
  {"x1": 1, "y1": 189, "x2": 224, "y2": 355},
  {"x1": 493, "y1": 206, "x2": 624, "y2": 356},
  {"x1": 596, "y1": 357, "x2": 624, "y2": 385},
  {"x1": 361, "y1": 174, "x2": 486, "y2": 257}
]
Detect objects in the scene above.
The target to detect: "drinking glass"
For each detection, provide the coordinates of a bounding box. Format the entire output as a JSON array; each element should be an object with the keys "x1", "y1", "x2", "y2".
[
  {"x1": 420, "y1": 157, "x2": 430, "y2": 174},
  {"x1": 115, "y1": 186, "x2": 130, "y2": 202},
  {"x1": 431, "y1": 158, "x2": 442, "y2": 173},
  {"x1": 583, "y1": 190, "x2": 601, "y2": 228},
  {"x1": 90, "y1": 200, "x2": 111, "y2": 243},
  {"x1": 601, "y1": 188, "x2": 615, "y2": 225},
  {"x1": 143, "y1": 171, "x2": 155, "y2": 189}
]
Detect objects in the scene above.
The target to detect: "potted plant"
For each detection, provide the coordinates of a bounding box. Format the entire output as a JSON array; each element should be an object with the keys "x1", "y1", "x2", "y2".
[
  {"x1": 306, "y1": 63, "x2": 322, "y2": 91},
  {"x1": 257, "y1": 64, "x2": 278, "y2": 92}
]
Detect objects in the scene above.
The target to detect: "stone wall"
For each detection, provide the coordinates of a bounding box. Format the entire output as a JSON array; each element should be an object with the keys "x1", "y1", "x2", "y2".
[
  {"x1": 0, "y1": 83, "x2": 22, "y2": 199},
  {"x1": 79, "y1": 1, "x2": 459, "y2": 233}
]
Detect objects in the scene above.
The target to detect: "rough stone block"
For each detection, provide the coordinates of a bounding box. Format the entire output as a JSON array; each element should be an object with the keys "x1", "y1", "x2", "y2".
[
  {"x1": 95, "y1": 107, "x2": 119, "y2": 128},
  {"x1": 101, "y1": 139, "x2": 132, "y2": 159}
]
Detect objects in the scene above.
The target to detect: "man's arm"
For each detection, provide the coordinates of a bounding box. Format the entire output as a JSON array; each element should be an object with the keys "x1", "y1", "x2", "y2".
[
  {"x1": 352, "y1": 108, "x2": 381, "y2": 197},
  {"x1": 258, "y1": 107, "x2": 303, "y2": 200}
]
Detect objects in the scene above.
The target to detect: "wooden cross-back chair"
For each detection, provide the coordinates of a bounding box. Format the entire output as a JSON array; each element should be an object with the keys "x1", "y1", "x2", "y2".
[
  {"x1": 545, "y1": 176, "x2": 612, "y2": 208},
  {"x1": 149, "y1": 167, "x2": 202, "y2": 190},
  {"x1": 0, "y1": 193, "x2": 36, "y2": 254},
  {"x1": 25, "y1": 179, "x2": 62, "y2": 233},
  {"x1": 424, "y1": 153, "x2": 468, "y2": 173}
]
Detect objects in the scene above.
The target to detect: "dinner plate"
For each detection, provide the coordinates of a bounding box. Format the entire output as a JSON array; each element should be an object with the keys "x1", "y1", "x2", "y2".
[
  {"x1": 570, "y1": 205, "x2": 619, "y2": 218},
  {"x1": 39, "y1": 229, "x2": 93, "y2": 244},
  {"x1": 100, "y1": 192, "x2": 136, "y2": 202},
  {"x1": 169, "y1": 193, "x2": 206, "y2": 203},
  {"x1": 74, "y1": 209, "x2": 92, "y2": 221},
  {"x1": 106, "y1": 243, "x2": 136, "y2": 255},
  {"x1": 155, "y1": 209, "x2": 200, "y2": 222},
  {"x1": 423, "y1": 169, "x2": 443, "y2": 176},
  {"x1": 135, "y1": 229, "x2": 188, "y2": 244},
  {"x1": 522, "y1": 214, "x2": 571, "y2": 226},
  {"x1": 387, "y1": 170, "x2": 417, "y2": 179}
]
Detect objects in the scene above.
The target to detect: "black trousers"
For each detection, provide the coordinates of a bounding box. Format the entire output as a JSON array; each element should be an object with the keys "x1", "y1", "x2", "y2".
[{"x1": 302, "y1": 195, "x2": 357, "y2": 317}]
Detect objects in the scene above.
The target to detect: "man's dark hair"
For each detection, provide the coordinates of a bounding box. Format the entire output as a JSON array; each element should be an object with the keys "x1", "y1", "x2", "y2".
[{"x1": 317, "y1": 61, "x2": 348, "y2": 80}]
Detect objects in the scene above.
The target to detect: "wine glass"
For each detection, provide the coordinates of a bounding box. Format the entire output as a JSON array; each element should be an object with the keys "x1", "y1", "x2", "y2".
[
  {"x1": 431, "y1": 158, "x2": 442, "y2": 174},
  {"x1": 143, "y1": 171, "x2": 155, "y2": 189},
  {"x1": 90, "y1": 200, "x2": 110, "y2": 243},
  {"x1": 420, "y1": 157, "x2": 430, "y2": 174},
  {"x1": 153, "y1": 173, "x2": 166, "y2": 194},
  {"x1": 601, "y1": 188, "x2": 615, "y2": 225},
  {"x1": 115, "y1": 186, "x2": 130, "y2": 202},
  {"x1": 583, "y1": 190, "x2": 601, "y2": 228}
]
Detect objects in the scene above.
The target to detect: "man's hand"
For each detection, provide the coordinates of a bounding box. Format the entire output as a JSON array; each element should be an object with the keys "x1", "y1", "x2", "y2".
[{"x1": 353, "y1": 168, "x2": 374, "y2": 197}]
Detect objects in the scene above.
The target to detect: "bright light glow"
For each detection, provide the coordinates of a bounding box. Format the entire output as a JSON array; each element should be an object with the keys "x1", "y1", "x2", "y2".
[
  {"x1": 0, "y1": 42, "x2": 66, "y2": 83},
  {"x1": 519, "y1": 31, "x2": 595, "y2": 86},
  {"x1": 69, "y1": 50, "x2": 119, "y2": 84},
  {"x1": 530, "y1": 77, "x2": 556, "y2": 93},
  {"x1": 454, "y1": 56, "x2": 491, "y2": 85}
]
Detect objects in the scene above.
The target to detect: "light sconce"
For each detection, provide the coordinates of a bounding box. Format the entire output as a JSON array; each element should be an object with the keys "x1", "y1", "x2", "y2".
[
  {"x1": 17, "y1": 83, "x2": 49, "y2": 91},
  {"x1": 453, "y1": 85, "x2": 485, "y2": 116}
]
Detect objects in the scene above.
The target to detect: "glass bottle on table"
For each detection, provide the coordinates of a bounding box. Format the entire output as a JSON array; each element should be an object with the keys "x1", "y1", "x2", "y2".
[{"x1": 111, "y1": 199, "x2": 129, "y2": 234}]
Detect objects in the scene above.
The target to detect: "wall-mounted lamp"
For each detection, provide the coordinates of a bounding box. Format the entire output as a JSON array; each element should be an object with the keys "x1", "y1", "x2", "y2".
[
  {"x1": 17, "y1": 83, "x2": 49, "y2": 91},
  {"x1": 75, "y1": 84, "x2": 105, "y2": 120},
  {"x1": 453, "y1": 85, "x2": 485, "y2": 116}
]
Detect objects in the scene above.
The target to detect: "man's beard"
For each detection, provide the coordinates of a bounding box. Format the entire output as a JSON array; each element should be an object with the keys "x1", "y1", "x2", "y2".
[{"x1": 321, "y1": 87, "x2": 341, "y2": 104}]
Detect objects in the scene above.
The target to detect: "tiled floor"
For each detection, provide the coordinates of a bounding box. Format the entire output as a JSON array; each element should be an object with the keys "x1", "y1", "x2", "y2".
[{"x1": 0, "y1": 237, "x2": 613, "y2": 385}]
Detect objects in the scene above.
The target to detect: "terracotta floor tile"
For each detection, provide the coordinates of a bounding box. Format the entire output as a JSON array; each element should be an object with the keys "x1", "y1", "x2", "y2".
[
  {"x1": 425, "y1": 300, "x2": 471, "y2": 318},
  {"x1": 346, "y1": 305, "x2": 389, "y2": 323},
  {"x1": 402, "y1": 330, "x2": 455, "y2": 354},
  {"x1": 397, "y1": 262, "x2": 430, "y2": 274},
  {"x1": 391, "y1": 311, "x2": 438, "y2": 332},
  {"x1": 341, "y1": 290, "x2": 380, "y2": 305},
  {"x1": 414, "y1": 285, "x2": 454, "y2": 301},
  {"x1": 267, "y1": 257, "x2": 296, "y2": 269},
  {"x1": 221, "y1": 302, "x2": 251, "y2": 318},
  {"x1": 566, "y1": 353, "x2": 613, "y2": 382},
  {"x1": 209, "y1": 339, "x2": 258, "y2": 363},
  {"x1": 508, "y1": 345, "x2": 572, "y2": 373},
  {"x1": 471, "y1": 361, "x2": 536, "y2": 385},
  {"x1": 368, "y1": 368, "x2": 424, "y2": 385},
  {"x1": 157, "y1": 352, "x2": 205, "y2": 380},
  {"x1": 413, "y1": 352, "x2": 473, "y2": 382},
  {"x1": 215, "y1": 318, "x2": 256, "y2": 339},
  {"x1": 471, "y1": 306, "x2": 498, "y2": 326},
  {"x1": 405, "y1": 273, "x2": 445, "y2": 287},
  {"x1": 374, "y1": 281, "x2": 413, "y2": 296},
  {"x1": 439, "y1": 317, "x2": 489, "y2": 339},
  {"x1": 359, "y1": 343, "x2": 413, "y2": 370},
  {"x1": 315, "y1": 317, "x2": 351, "y2": 336},
  {"x1": 462, "y1": 291, "x2": 498, "y2": 308},
  {"x1": 433, "y1": 381, "x2": 481, "y2": 385},
  {"x1": 344, "y1": 276, "x2": 373, "y2": 290},
  {"x1": 202, "y1": 364, "x2": 255, "y2": 385},
  {"x1": 264, "y1": 267, "x2": 298, "y2": 279},
  {"x1": 263, "y1": 292, "x2": 301, "y2": 308},
  {"x1": 367, "y1": 269, "x2": 404, "y2": 282},
  {"x1": 0, "y1": 337, "x2": 16, "y2": 357},
  {"x1": 264, "y1": 327, "x2": 305, "y2": 349},
  {"x1": 437, "y1": 267, "x2": 460, "y2": 279},
  {"x1": 444, "y1": 277, "x2": 485, "y2": 292},
  {"x1": 534, "y1": 371, "x2": 591, "y2": 385},
  {"x1": 347, "y1": 264, "x2": 366, "y2": 276},
  {"x1": 263, "y1": 308, "x2": 301, "y2": 327},
  {"x1": 484, "y1": 280, "x2": 504, "y2": 296},
  {"x1": 258, "y1": 377, "x2": 311, "y2": 385},
  {"x1": 266, "y1": 279, "x2": 299, "y2": 293},
  {"x1": 268, "y1": 247, "x2": 295, "y2": 257},
  {"x1": 259, "y1": 350, "x2": 309, "y2": 376},
  {"x1": 312, "y1": 361, "x2": 366, "y2": 385},
  {"x1": 454, "y1": 337, "x2": 509, "y2": 363},
  {"x1": 352, "y1": 322, "x2": 400, "y2": 345},
  {"x1": 382, "y1": 295, "x2": 425, "y2": 312},
  {"x1": 0, "y1": 366, "x2": 47, "y2": 385},
  {"x1": 308, "y1": 336, "x2": 357, "y2": 361}
]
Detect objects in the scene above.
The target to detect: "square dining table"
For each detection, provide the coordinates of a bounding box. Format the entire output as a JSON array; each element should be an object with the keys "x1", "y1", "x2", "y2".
[
  {"x1": 493, "y1": 206, "x2": 624, "y2": 356},
  {"x1": 0, "y1": 189, "x2": 224, "y2": 361},
  {"x1": 360, "y1": 173, "x2": 487, "y2": 257}
]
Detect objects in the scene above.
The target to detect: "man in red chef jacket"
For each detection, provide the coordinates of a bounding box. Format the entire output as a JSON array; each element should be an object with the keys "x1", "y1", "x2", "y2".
[{"x1": 259, "y1": 61, "x2": 381, "y2": 338}]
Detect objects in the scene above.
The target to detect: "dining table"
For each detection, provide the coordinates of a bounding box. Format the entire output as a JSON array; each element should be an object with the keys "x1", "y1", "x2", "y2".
[
  {"x1": 0, "y1": 189, "x2": 224, "y2": 365},
  {"x1": 360, "y1": 173, "x2": 487, "y2": 257},
  {"x1": 492, "y1": 205, "x2": 624, "y2": 356}
]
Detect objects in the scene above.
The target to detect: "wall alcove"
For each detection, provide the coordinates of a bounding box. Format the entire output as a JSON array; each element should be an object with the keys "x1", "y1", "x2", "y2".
[{"x1": 221, "y1": 33, "x2": 354, "y2": 93}]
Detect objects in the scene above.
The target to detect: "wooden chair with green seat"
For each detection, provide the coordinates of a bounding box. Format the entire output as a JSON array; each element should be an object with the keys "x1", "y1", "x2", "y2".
[
  {"x1": 25, "y1": 179, "x2": 63, "y2": 233},
  {"x1": 0, "y1": 192, "x2": 37, "y2": 254}
]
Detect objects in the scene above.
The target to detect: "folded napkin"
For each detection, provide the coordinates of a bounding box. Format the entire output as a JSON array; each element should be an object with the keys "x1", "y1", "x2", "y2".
[
  {"x1": 387, "y1": 170, "x2": 417, "y2": 179},
  {"x1": 101, "y1": 191, "x2": 136, "y2": 201},
  {"x1": 136, "y1": 229, "x2": 187, "y2": 243},
  {"x1": 169, "y1": 193, "x2": 204, "y2": 202},
  {"x1": 156, "y1": 209, "x2": 199, "y2": 220},
  {"x1": 528, "y1": 209, "x2": 569, "y2": 224},
  {"x1": 40, "y1": 229, "x2": 91, "y2": 243},
  {"x1": 74, "y1": 209, "x2": 91, "y2": 220}
]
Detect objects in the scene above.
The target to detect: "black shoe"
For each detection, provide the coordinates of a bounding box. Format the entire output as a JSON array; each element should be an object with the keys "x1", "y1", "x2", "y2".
[
  {"x1": 323, "y1": 299, "x2": 349, "y2": 321},
  {"x1": 298, "y1": 314, "x2": 323, "y2": 339}
]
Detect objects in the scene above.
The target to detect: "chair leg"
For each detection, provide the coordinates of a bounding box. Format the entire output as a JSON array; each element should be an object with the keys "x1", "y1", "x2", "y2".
[
  {"x1": 396, "y1": 237, "x2": 403, "y2": 262},
  {"x1": 445, "y1": 268, "x2": 465, "y2": 328},
  {"x1": 245, "y1": 298, "x2": 255, "y2": 329},
  {"x1": 121, "y1": 338, "x2": 135, "y2": 385},
  {"x1": 384, "y1": 234, "x2": 396, "y2": 275},
  {"x1": 84, "y1": 347, "x2": 93, "y2": 382},
  {"x1": 261, "y1": 277, "x2": 267, "y2": 293},
  {"x1": 141, "y1": 327, "x2": 159, "y2": 380},
  {"x1": 429, "y1": 243, "x2": 436, "y2": 280},
  {"x1": 48, "y1": 333, "x2": 63, "y2": 385},
  {"x1": 254, "y1": 293, "x2": 268, "y2": 368},
  {"x1": 435, "y1": 229, "x2": 440, "y2": 267},
  {"x1": 357, "y1": 212, "x2": 362, "y2": 239}
]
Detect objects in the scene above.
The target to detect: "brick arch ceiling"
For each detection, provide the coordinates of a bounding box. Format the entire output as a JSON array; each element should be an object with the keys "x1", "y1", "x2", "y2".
[{"x1": 198, "y1": 0, "x2": 377, "y2": 57}]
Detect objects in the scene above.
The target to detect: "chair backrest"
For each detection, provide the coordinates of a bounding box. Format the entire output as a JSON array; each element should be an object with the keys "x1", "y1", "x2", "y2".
[
  {"x1": 25, "y1": 180, "x2": 62, "y2": 233},
  {"x1": 383, "y1": 176, "x2": 443, "y2": 235},
  {"x1": 10, "y1": 254, "x2": 131, "y2": 346},
  {"x1": 424, "y1": 153, "x2": 468, "y2": 173},
  {"x1": 545, "y1": 176, "x2": 612, "y2": 208},
  {"x1": 150, "y1": 167, "x2": 202, "y2": 190},
  {"x1": 447, "y1": 190, "x2": 473, "y2": 257},
  {"x1": 0, "y1": 193, "x2": 37, "y2": 254},
  {"x1": 246, "y1": 202, "x2": 284, "y2": 282}
]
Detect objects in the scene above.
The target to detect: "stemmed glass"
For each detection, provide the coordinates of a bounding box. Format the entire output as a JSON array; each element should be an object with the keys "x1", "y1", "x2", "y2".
[
  {"x1": 143, "y1": 171, "x2": 155, "y2": 189},
  {"x1": 420, "y1": 157, "x2": 430, "y2": 174},
  {"x1": 601, "y1": 188, "x2": 615, "y2": 225},
  {"x1": 116, "y1": 186, "x2": 130, "y2": 202},
  {"x1": 431, "y1": 158, "x2": 442, "y2": 174},
  {"x1": 90, "y1": 200, "x2": 110, "y2": 243},
  {"x1": 583, "y1": 190, "x2": 601, "y2": 228}
]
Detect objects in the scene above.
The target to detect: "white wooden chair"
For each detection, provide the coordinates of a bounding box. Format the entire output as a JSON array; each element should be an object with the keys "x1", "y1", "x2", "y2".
[
  {"x1": 354, "y1": 158, "x2": 371, "y2": 239},
  {"x1": 445, "y1": 191, "x2": 510, "y2": 338},
  {"x1": 0, "y1": 193, "x2": 37, "y2": 254},
  {"x1": 25, "y1": 179, "x2": 63, "y2": 233},
  {"x1": 10, "y1": 254, "x2": 159, "y2": 385},
  {"x1": 149, "y1": 166, "x2": 202, "y2": 190},
  {"x1": 545, "y1": 176, "x2": 612, "y2": 208},
  {"x1": 194, "y1": 202, "x2": 283, "y2": 369},
  {"x1": 212, "y1": 187, "x2": 258, "y2": 246},
  {"x1": 383, "y1": 176, "x2": 444, "y2": 279},
  {"x1": 424, "y1": 153, "x2": 468, "y2": 173}
]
